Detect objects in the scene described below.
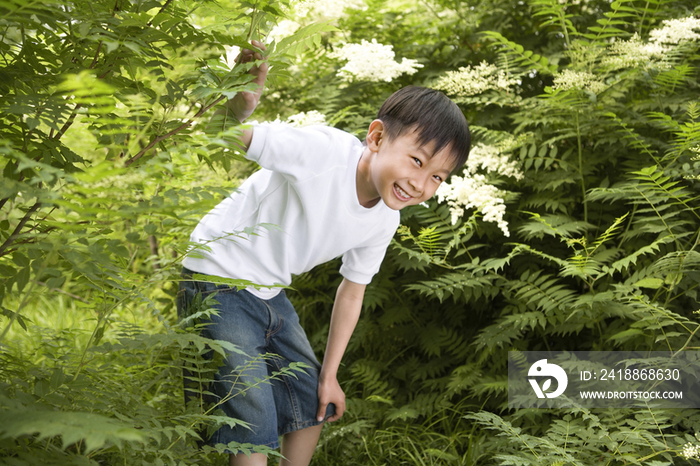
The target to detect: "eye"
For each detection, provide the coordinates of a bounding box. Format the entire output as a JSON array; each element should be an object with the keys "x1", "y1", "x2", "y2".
[
  {"x1": 413, "y1": 157, "x2": 422, "y2": 167},
  {"x1": 433, "y1": 175, "x2": 443, "y2": 182}
]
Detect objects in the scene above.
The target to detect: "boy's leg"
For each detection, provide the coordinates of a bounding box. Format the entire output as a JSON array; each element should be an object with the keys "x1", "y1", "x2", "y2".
[
  {"x1": 279, "y1": 423, "x2": 324, "y2": 466},
  {"x1": 227, "y1": 420, "x2": 323, "y2": 466},
  {"x1": 229, "y1": 453, "x2": 268, "y2": 466},
  {"x1": 263, "y1": 291, "x2": 334, "y2": 465},
  {"x1": 178, "y1": 271, "x2": 284, "y2": 453}
]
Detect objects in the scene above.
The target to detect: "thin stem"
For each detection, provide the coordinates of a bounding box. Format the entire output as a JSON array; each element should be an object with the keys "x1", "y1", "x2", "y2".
[
  {"x1": 575, "y1": 113, "x2": 588, "y2": 225},
  {"x1": 246, "y1": 1, "x2": 259, "y2": 42},
  {"x1": 89, "y1": 41, "x2": 102, "y2": 69},
  {"x1": 617, "y1": 204, "x2": 637, "y2": 249},
  {"x1": 634, "y1": 187, "x2": 680, "y2": 250},
  {"x1": 558, "y1": 8, "x2": 571, "y2": 48},
  {"x1": 638, "y1": 1, "x2": 651, "y2": 36},
  {"x1": 676, "y1": 322, "x2": 700, "y2": 353}
]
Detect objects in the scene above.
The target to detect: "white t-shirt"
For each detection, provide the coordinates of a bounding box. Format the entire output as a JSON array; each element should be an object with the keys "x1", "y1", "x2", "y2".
[{"x1": 183, "y1": 123, "x2": 400, "y2": 299}]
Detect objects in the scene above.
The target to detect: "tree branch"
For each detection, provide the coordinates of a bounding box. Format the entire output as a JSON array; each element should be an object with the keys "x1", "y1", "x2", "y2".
[
  {"x1": 53, "y1": 42, "x2": 104, "y2": 141},
  {"x1": 148, "y1": 235, "x2": 160, "y2": 270},
  {"x1": 89, "y1": 41, "x2": 103, "y2": 69},
  {"x1": 37, "y1": 281, "x2": 90, "y2": 303},
  {"x1": 0, "y1": 163, "x2": 21, "y2": 212},
  {"x1": 147, "y1": 0, "x2": 174, "y2": 26},
  {"x1": 124, "y1": 95, "x2": 226, "y2": 166},
  {"x1": 0, "y1": 202, "x2": 41, "y2": 258},
  {"x1": 53, "y1": 104, "x2": 82, "y2": 140}
]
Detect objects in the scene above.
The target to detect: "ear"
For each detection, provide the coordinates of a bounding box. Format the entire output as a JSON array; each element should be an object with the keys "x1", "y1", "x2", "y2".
[{"x1": 365, "y1": 119, "x2": 385, "y2": 152}]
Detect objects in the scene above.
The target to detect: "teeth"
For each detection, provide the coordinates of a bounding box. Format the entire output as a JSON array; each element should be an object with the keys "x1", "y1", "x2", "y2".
[{"x1": 395, "y1": 184, "x2": 411, "y2": 199}]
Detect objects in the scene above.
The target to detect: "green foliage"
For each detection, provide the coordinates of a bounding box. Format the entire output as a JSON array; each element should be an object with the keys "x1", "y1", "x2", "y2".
[
  {"x1": 280, "y1": 0, "x2": 700, "y2": 464},
  {"x1": 0, "y1": 0, "x2": 329, "y2": 463},
  {"x1": 2, "y1": 0, "x2": 700, "y2": 464}
]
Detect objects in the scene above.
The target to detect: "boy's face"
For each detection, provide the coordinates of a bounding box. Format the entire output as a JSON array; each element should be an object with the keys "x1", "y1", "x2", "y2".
[{"x1": 362, "y1": 121, "x2": 455, "y2": 211}]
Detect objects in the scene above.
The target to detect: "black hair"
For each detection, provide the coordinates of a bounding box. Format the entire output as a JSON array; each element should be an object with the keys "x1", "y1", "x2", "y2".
[{"x1": 376, "y1": 86, "x2": 471, "y2": 170}]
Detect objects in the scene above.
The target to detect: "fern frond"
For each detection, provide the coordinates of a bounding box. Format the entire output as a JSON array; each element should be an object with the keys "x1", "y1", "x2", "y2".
[
  {"x1": 605, "y1": 235, "x2": 674, "y2": 274},
  {"x1": 417, "y1": 324, "x2": 470, "y2": 360},
  {"x1": 530, "y1": 0, "x2": 578, "y2": 43},
  {"x1": 349, "y1": 359, "x2": 397, "y2": 398},
  {"x1": 474, "y1": 319, "x2": 523, "y2": 352},
  {"x1": 272, "y1": 22, "x2": 337, "y2": 57},
  {"x1": 512, "y1": 270, "x2": 578, "y2": 313},
  {"x1": 518, "y1": 212, "x2": 593, "y2": 240},
  {"x1": 632, "y1": 165, "x2": 700, "y2": 221},
  {"x1": 648, "y1": 250, "x2": 700, "y2": 278},
  {"x1": 446, "y1": 363, "x2": 481, "y2": 395},
  {"x1": 471, "y1": 375, "x2": 509, "y2": 398},
  {"x1": 602, "y1": 112, "x2": 659, "y2": 163},
  {"x1": 406, "y1": 269, "x2": 498, "y2": 303},
  {"x1": 580, "y1": 0, "x2": 637, "y2": 42},
  {"x1": 481, "y1": 31, "x2": 557, "y2": 76}
]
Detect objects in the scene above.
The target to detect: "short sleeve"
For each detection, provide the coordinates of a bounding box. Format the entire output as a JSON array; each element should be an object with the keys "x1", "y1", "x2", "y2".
[
  {"x1": 246, "y1": 123, "x2": 352, "y2": 181},
  {"x1": 339, "y1": 226, "x2": 396, "y2": 284}
]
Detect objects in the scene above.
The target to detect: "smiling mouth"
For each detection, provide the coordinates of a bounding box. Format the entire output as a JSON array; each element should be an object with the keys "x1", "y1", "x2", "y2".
[{"x1": 393, "y1": 183, "x2": 412, "y2": 201}]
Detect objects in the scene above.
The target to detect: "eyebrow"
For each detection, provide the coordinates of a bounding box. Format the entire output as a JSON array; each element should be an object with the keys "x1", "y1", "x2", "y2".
[{"x1": 414, "y1": 144, "x2": 433, "y2": 158}]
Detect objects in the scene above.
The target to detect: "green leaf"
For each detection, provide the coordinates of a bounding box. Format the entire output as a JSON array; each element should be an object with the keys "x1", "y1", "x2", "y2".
[
  {"x1": 633, "y1": 277, "x2": 664, "y2": 289},
  {"x1": 0, "y1": 410, "x2": 145, "y2": 452}
]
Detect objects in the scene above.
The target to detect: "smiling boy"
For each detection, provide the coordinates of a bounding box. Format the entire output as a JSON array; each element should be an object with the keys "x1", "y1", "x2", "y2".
[{"x1": 178, "y1": 41, "x2": 470, "y2": 466}]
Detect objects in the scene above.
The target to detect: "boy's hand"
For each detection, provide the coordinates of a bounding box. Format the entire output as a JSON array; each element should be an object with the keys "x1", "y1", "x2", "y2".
[
  {"x1": 317, "y1": 375, "x2": 346, "y2": 422},
  {"x1": 224, "y1": 40, "x2": 268, "y2": 123}
]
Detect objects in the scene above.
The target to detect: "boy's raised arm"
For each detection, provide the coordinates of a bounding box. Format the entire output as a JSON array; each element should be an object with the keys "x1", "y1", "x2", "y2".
[{"x1": 212, "y1": 40, "x2": 268, "y2": 150}]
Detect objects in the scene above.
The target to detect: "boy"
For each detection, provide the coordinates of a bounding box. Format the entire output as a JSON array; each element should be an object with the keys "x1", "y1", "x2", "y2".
[{"x1": 178, "y1": 41, "x2": 470, "y2": 466}]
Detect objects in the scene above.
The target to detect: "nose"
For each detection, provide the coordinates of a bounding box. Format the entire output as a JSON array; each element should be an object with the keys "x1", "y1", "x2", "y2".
[{"x1": 408, "y1": 175, "x2": 428, "y2": 195}]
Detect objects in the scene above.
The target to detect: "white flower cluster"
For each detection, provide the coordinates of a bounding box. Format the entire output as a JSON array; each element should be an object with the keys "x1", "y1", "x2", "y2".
[
  {"x1": 691, "y1": 145, "x2": 700, "y2": 161},
  {"x1": 606, "y1": 16, "x2": 700, "y2": 69},
  {"x1": 466, "y1": 143, "x2": 524, "y2": 180},
  {"x1": 436, "y1": 174, "x2": 510, "y2": 236},
  {"x1": 295, "y1": 0, "x2": 366, "y2": 20},
  {"x1": 269, "y1": 19, "x2": 301, "y2": 42},
  {"x1": 553, "y1": 69, "x2": 606, "y2": 93},
  {"x1": 434, "y1": 62, "x2": 519, "y2": 96},
  {"x1": 436, "y1": 142, "x2": 521, "y2": 235},
  {"x1": 681, "y1": 441, "x2": 700, "y2": 460},
  {"x1": 606, "y1": 34, "x2": 666, "y2": 68},
  {"x1": 649, "y1": 16, "x2": 700, "y2": 44},
  {"x1": 329, "y1": 39, "x2": 423, "y2": 82},
  {"x1": 286, "y1": 110, "x2": 327, "y2": 127}
]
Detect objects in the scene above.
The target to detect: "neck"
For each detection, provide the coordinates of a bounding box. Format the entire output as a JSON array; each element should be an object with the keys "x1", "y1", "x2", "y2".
[{"x1": 356, "y1": 148, "x2": 380, "y2": 208}]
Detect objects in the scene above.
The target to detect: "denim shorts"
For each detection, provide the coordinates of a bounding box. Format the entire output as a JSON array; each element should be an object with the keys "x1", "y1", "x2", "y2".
[{"x1": 177, "y1": 268, "x2": 335, "y2": 451}]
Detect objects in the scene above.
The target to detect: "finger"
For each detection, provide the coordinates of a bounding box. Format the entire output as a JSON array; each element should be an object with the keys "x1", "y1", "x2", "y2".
[
  {"x1": 251, "y1": 40, "x2": 267, "y2": 52},
  {"x1": 327, "y1": 409, "x2": 343, "y2": 422},
  {"x1": 326, "y1": 400, "x2": 346, "y2": 423},
  {"x1": 235, "y1": 49, "x2": 253, "y2": 65},
  {"x1": 316, "y1": 400, "x2": 328, "y2": 422}
]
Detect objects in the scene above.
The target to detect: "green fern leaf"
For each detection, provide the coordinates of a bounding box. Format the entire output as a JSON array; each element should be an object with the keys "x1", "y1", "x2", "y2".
[{"x1": 0, "y1": 410, "x2": 144, "y2": 452}]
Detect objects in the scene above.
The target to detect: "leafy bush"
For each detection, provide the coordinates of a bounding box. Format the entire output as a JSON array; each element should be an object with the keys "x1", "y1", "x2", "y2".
[
  {"x1": 285, "y1": 0, "x2": 700, "y2": 464},
  {"x1": 2, "y1": 0, "x2": 700, "y2": 464},
  {"x1": 0, "y1": 0, "x2": 327, "y2": 463}
]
